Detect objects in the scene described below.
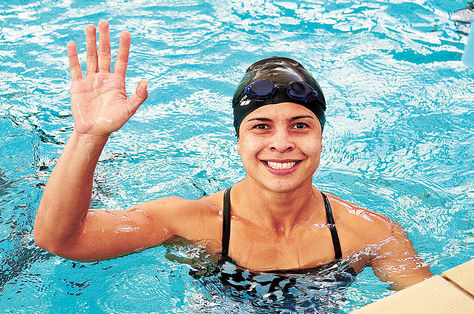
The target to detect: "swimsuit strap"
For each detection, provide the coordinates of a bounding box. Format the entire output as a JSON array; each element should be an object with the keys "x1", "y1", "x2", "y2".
[
  {"x1": 221, "y1": 188, "x2": 342, "y2": 261},
  {"x1": 321, "y1": 192, "x2": 342, "y2": 259},
  {"x1": 222, "y1": 187, "x2": 232, "y2": 259}
]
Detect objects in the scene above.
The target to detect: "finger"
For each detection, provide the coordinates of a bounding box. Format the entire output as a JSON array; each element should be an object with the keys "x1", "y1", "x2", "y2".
[
  {"x1": 127, "y1": 80, "x2": 148, "y2": 116},
  {"x1": 98, "y1": 20, "x2": 111, "y2": 72},
  {"x1": 114, "y1": 31, "x2": 131, "y2": 78},
  {"x1": 67, "y1": 41, "x2": 83, "y2": 81},
  {"x1": 85, "y1": 25, "x2": 98, "y2": 75}
]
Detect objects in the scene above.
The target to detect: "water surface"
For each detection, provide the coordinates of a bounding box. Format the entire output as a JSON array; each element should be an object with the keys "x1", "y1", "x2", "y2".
[{"x1": 0, "y1": 0, "x2": 472, "y2": 312}]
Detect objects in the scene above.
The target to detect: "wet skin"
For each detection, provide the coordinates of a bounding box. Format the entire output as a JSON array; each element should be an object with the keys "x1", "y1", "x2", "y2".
[
  {"x1": 237, "y1": 102, "x2": 323, "y2": 195},
  {"x1": 34, "y1": 20, "x2": 432, "y2": 291}
]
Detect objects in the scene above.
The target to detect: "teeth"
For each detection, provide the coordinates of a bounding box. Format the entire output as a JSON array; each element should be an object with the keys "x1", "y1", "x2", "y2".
[{"x1": 267, "y1": 161, "x2": 296, "y2": 169}]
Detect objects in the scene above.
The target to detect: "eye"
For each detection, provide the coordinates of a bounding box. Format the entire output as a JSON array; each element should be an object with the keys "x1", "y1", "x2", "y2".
[
  {"x1": 292, "y1": 122, "x2": 309, "y2": 129},
  {"x1": 253, "y1": 124, "x2": 269, "y2": 130}
]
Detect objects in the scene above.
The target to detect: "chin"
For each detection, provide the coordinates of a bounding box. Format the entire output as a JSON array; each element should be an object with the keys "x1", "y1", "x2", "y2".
[{"x1": 260, "y1": 178, "x2": 312, "y2": 194}]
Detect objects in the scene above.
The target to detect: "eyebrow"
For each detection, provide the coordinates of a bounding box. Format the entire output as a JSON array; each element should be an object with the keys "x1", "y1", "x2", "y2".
[
  {"x1": 247, "y1": 118, "x2": 272, "y2": 122},
  {"x1": 289, "y1": 115, "x2": 315, "y2": 121},
  {"x1": 246, "y1": 115, "x2": 315, "y2": 123}
]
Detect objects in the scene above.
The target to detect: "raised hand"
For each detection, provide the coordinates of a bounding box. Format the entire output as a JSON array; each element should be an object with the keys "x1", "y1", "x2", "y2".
[{"x1": 67, "y1": 20, "x2": 148, "y2": 137}]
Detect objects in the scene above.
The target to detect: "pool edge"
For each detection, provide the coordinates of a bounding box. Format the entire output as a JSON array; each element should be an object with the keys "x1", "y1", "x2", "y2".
[{"x1": 351, "y1": 259, "x2": 474, "y2": 313}]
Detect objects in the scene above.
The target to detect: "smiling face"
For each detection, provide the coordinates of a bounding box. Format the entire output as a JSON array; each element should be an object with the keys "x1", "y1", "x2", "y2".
[{"x1": 237, "y1": 102, "x2": 323, "y2": 193}]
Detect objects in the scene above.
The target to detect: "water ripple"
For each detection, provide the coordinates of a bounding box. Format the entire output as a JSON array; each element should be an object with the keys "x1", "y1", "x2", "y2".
[{"x1": 0, "y1": 0, "x2": 472, "y2": 312}]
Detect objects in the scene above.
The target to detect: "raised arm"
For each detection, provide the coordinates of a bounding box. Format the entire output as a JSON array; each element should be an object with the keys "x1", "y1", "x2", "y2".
[{"x1": 34, "y1": 21, "x2": 154, "y2": 260}]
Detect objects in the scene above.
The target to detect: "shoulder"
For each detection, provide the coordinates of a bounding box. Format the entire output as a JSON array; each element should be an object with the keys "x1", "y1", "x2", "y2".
[
  {"x1": 325, "y1": 193, "x2": 394, "y2": 246},
  {"x1": 131, "y1": 190, "x2": 227, "y2": 243},
  {"x1": 135, "y1": 190, "x2": 225, "y2": 215}
]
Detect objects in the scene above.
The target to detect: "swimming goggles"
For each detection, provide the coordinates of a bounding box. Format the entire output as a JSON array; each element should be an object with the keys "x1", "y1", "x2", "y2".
[{"x1": 244, "y1": 79, "x2": 318, "y2": 102}]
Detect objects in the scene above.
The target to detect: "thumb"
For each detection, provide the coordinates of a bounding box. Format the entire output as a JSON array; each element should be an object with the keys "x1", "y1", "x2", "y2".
[{"x1": 127, "y1": 79, "x2": 148, "y2": 116}]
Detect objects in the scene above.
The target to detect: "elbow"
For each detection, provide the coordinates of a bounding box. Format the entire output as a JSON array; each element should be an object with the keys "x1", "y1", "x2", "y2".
[
  {"x1": 33, "y1": 224, "x2": 59, "y2": 254},
  {"x1": 33, "y1": 221, "x2": 73, "y2": 258},
  {"x1": 33, "y1": 209, "x2": 57, "y2": 253},
  {"x1": 33, "y1": 209, "x2": 82, "y2": 258},
  {"x1": 33, "y1": 228, "x2": 84, "y2": 261},
  {"x1": 33, "y1": 220, "x2": 99, "y2": 263},
  {"x1": 33, "y1": 217, "x2": 48, "y2": 251}
]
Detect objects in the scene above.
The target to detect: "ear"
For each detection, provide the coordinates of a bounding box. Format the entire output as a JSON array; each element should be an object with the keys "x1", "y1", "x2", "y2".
[{"x1": 237, "y1": 139, "x2": 241, "y2": 155}]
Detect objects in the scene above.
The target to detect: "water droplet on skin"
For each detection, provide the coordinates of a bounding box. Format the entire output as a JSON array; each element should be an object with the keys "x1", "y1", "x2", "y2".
[
  {"x1": 115, "y1": 223, "x2": 140, "y2": 233},
  {"x1": 128, "y1": 208, "x2": 154, "y2": 224},
  {"x1": 120, "y1": 215, "x2": 131, "y2": 222}
]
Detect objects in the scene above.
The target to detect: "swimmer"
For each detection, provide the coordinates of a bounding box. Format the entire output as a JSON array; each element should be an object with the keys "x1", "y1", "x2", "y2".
[{"x1": 34, "y1": 20, "x2": 432, "y2": 291}]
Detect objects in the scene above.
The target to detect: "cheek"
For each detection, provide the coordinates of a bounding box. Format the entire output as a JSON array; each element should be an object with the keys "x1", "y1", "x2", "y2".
[
  {"x1": 237, "y1": 137, "x2": 263, "y2": 159},
  {"x1": 304, "y1": 138, "x2": 323, "y2": 157}
]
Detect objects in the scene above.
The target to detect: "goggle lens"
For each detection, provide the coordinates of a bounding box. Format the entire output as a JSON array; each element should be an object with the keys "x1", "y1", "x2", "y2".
[
  {"x1": 244, "y1": 80, "x2": 317, "y2": 102},
  {"x1": 287, "y1": 81, "x2": 317, "y2": 100},
  {"x1": 244, "y1": 80, "x2": 275, "y2": 99}
]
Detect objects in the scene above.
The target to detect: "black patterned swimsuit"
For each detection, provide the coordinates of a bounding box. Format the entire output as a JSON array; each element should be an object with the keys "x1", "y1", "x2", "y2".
[{"x1": 219, "y1": 187, "x2": 357, "y2": 299}]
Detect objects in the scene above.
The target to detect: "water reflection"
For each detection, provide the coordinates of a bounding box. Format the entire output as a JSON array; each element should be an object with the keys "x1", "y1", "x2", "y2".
[{"x1": 0, "y1": 0, "x2": 472, "y2": 312}]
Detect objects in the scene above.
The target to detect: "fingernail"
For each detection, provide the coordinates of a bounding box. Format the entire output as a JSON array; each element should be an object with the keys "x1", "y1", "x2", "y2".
[{"x1": 99, "y1": 20, "x2": 109, "y2": 28}]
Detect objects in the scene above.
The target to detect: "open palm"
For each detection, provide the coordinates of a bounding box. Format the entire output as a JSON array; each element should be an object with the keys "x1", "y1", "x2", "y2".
[{"x1": 67, "y1": 21, "x2": 147, "y2": 137}]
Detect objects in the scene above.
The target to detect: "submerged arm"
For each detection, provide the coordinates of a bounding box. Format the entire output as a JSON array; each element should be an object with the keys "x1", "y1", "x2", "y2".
[{"x1": 370, "y1": 222, "x2": 432, "y2": 290}]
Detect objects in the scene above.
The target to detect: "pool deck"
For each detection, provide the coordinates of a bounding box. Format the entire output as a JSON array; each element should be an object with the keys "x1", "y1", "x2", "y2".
[{"x1": 353, "y1": 259, "x2": 474, "y2": 313}]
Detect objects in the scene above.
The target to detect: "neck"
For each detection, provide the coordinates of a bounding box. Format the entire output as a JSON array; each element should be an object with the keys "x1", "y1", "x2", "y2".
[{"x1": 234, "y1": 178, "x2": 321, "y2": 237}]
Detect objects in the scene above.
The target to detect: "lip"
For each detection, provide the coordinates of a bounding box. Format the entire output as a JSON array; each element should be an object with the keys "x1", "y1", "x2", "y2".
[{"x1": 261, "y1": 159, "x2": 301, "y2": 175}]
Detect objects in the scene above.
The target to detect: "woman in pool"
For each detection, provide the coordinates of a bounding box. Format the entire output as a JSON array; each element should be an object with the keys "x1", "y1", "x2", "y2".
[{"x1": 34, "y1": 20, "x2": 431, "y2": 290}]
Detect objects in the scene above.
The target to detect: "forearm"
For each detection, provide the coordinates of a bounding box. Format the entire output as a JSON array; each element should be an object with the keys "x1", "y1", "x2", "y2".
[
  {"x1": 34, "y1": 130, "x2": 109, "y2": 251},
  {"x1": 372, "y1": 261, "x2": 432, "y2": 290},
  {"x1": 371, "y1": 222, "x2": 433, "y2": 290}
]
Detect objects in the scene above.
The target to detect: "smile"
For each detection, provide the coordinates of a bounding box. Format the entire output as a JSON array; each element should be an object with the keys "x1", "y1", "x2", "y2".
[
  {"x1": 266, "y1": 161, "x2": 297, "y2": 170},
  {"x1": 262, "y1": 160, "x2": 301, "y2": 175}
]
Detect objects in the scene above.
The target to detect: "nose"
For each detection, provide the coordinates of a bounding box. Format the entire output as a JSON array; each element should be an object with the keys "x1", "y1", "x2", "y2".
[{"x1": 269, "y1": 127, "x2": 295, "y2": 153}]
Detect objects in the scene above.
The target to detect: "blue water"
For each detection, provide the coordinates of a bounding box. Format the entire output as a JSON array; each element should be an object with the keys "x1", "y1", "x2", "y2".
[{"x1": 0, "y1": 0, "x2": 473, "y2": 312}]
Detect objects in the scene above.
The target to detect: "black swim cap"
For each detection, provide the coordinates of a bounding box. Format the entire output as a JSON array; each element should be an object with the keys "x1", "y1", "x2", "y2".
[{"x1": 232, "y1": 56, "x2": 326, "y2": 136}]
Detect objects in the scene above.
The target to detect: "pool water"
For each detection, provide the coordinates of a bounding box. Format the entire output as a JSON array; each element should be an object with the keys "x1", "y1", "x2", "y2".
[{"x1": 0, "y1": 0, "x2": 472, "y2": 312}]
